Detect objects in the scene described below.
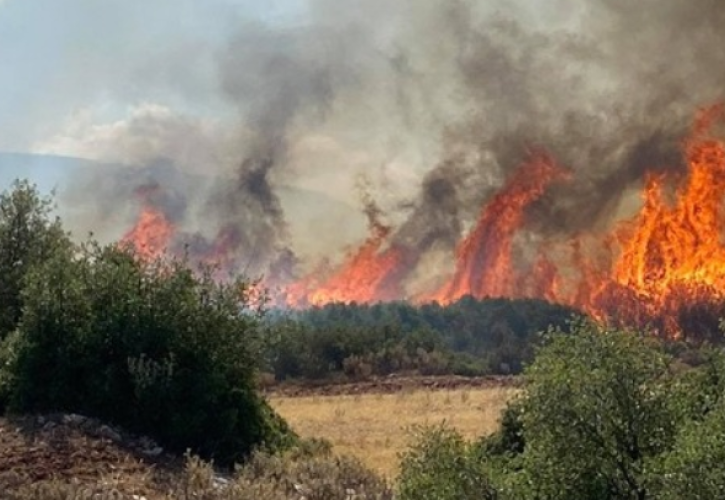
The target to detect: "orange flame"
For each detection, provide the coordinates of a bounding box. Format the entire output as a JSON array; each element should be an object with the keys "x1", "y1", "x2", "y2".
[
  {"x1": 577, "y1": 104, "x2": 725, "y2": 335},
  {"x1": 286, "y1": 106, "x2": 725, "y2": 337},
  {"x1": 119, "y1": 104, "x2": 725, "y2": 337},
  {"x1": 120, "y1": 186, "x2": 174, "y2": 260},
  {"x1": 285, "y1": 220, "x2": 405, "y2": 307},
  {"x1": 428, "y1": 150, "x2": 569, "y2": 304}
]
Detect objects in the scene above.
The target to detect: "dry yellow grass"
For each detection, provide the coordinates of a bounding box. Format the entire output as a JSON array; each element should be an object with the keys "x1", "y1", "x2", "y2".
[{"x1": 268, "y1": 386, "x2": 517, "y2": 478}]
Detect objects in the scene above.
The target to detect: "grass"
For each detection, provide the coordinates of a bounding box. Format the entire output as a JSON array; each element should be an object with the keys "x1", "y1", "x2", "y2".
[{"x1": 268, "y1": 385, "x2": 518, "y2": 478}]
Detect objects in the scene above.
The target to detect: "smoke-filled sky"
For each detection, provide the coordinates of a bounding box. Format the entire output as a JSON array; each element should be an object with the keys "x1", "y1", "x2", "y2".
[
  {"x1": 2, "y1": 0, "x2": 724, "y2": 288},
  {"x1": 0, "y1": 0, "x2": 306, "y2": 151}
]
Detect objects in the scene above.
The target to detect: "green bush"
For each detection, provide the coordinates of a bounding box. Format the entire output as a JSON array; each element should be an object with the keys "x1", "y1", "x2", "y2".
[
  {"x1": 517, "y1": 321, "x2": 678, "y2": 499},
  {"x1": 397, "y1": 322, "x2": 725, "y2": 499},
  {"x1": 0, "y1": 180, "x2": 71, "y2": 339},
  {"x1": 397, "y1": 424, "x2": 496, "y2": 500},
  {"x1": 266, "y1": 297, "x2": 580, "y2": 382},
  {"x1": 5, "y1": 241, "x2": 294, "y2": 465},
  {"x1": 651, "y1": 402, "x2": 725, "y2": 500}
]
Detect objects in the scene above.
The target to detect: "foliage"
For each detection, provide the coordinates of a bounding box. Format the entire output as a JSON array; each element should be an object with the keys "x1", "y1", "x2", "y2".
[
  {"x1": 266, "y1": 314, "x2": 454, "y2": 381},
  {"x1": 398, "y1": 322, "x2": 725, "y2": 499},
  {"x1": 14, "y1": 242, "x2": 294, "y2": 464},
  {"x1": 0, "y1": 180, "x2": 70, "y2": 339},
  {"x1": 0, "y1": 189, "x2": 295, "y2": 466},
  {"x1": 516, "y1": 321, "x2": 677, "y2": 499},
  {"x1": 397, "y1": 424, "x2": 496, "y2": 500},
  {"x1": 266, "y1": 297, "x2": 579, "y2": 381},
  {"x1": 650, "y1": 403, "x2": 725, "y2": 500}
]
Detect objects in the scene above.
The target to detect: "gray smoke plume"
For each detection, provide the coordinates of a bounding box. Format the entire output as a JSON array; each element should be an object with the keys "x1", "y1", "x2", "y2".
[{"x1": 56, "y1": 0, "x2": 725, "y2": 287}]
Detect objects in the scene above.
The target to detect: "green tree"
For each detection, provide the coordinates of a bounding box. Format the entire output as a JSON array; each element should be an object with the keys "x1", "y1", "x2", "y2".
[
  {"x1": 518, "y1": 321, "x2": 677, "y2": 500},
  {"x1": 7, "y1": 242, "x2": 294, "y2": 465},
  {"x1": 652, "y1": 402, "x2": 725, "y2": 499},
  {"x1": 0, "y1": 180, "x2": 70, "y2": 338}
]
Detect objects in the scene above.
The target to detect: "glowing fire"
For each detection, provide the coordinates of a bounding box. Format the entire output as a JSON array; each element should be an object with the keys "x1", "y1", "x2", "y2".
[
  {"x1": 120, "y1": 186, "x2": 174, "y2": 261},
  {"x1": 120, "y1": 105, "x2": 725, "y2": 337},
  {"x1": 576, "y1": 105, "x2": 725, "y2": 335},
  {"x1": 429, "y1": 150, "x2": 569, "y2": 304},
  {"x1": 285, "y1": 218, "x2": 405, "y2": 307}
]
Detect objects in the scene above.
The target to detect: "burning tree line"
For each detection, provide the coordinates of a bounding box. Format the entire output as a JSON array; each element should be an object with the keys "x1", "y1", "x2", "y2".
[{"x1": 120, "y1": 105, "x2": 725, "y2": 339}]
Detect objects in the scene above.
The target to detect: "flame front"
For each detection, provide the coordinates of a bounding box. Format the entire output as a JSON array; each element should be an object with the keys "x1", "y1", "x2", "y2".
[
  {"x1": 119, "y1": 105, "x2": 725, "y2": 337},
  {"x1": 285, "y1": 219, "x2": 406, "y2": 308},
  {"x1": 430, "y1": 151, "x2": 569, "y2": 304},
  {"x1": 120, "y1": 187, "x2": 174, "y2": 261},
  {"x1": 579, "y1": 105, "x2": 725, "y2": 335}
]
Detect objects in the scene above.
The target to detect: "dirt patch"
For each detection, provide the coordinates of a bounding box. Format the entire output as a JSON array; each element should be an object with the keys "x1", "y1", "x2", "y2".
[
  {"x1": 0, "y1": 414, "x2": 182, "y2": 497},
  {"x1": 264, "y1": 374, "x2": 521, "y2": 397}
]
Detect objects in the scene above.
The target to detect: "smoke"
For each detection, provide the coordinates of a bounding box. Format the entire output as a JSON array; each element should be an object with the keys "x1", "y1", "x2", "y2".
[
  {"x1": 40, "y1": 0, "x2": 725, "y2": 285},
  {"x1": 367, "y1": 0, "x2": 725, "y2": 256}
]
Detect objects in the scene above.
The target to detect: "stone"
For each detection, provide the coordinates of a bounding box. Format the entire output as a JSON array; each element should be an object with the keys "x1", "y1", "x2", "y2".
[{"x1": 98, "y1": 425, "x2": 122, "y2": 442}]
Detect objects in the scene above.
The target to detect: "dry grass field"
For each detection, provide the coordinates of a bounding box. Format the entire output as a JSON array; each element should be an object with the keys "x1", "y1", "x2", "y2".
[{"x1": 267, "y1": 383, "x2": 518, "y2": 478}]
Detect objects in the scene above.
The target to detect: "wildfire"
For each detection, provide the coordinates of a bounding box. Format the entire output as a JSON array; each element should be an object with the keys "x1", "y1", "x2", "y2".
[
  {"x1": 578, "y1": 105, "x2": 725, "y2": 335},
  {"x1": 429, "y1": 150, "x2": 569, "y2": 304},
  {"x1": 119, "y1": 105, "x2": 725, "y2": 337},
  {"x1": 284, "y1": 217, "x2": 406, "y2": 308},
  {"x1": 120, "y1": 186, "x2": 174, "y2": 261}
]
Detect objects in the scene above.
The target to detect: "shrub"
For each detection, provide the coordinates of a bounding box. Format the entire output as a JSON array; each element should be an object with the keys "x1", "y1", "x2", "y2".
[
  {"x1": 518, "y1": 321, "x2": 677, "y2": 499},
  {"x1": 0, "y1": 180, "x2": 71, "y2": 339},
  {"x1": 395, "y1": 322, "x2": 725, "y2": 499},
  {"x1": 651, "y1": 402, "x2": 725, "y2": 500},
  {"x1": 6, "y1": 242, "x2": 294, "y2": 465},
  {"x1": 397, "y1": 424, "x2": 496, "y2": 500},
  {"x1": 175, "y1": 445, "x2": 392, "y2": 500}
]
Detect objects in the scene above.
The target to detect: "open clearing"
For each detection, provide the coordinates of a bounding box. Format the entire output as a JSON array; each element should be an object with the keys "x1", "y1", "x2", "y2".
[{"x1": 267, "y1": 378, "x2": 518, "y2": 478}]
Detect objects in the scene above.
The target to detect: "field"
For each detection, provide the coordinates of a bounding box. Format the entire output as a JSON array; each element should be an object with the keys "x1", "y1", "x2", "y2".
[{"x1": 267, "y1": 376, "x2": 519, "y2": 478}]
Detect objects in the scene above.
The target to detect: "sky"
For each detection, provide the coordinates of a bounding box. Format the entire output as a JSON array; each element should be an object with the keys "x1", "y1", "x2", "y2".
[
  {"x1": 3, "y1": 0, "x2": 723, "y2": 273},
  {"x1": 0, "y1": 0, "x2": 308, "y2": 153}
]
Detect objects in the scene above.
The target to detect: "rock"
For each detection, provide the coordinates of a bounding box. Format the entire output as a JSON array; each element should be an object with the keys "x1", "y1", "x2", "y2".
[
  {"x1": 213, "y1": 475, "x2": 231, "y2": 489},
  {"x1": 141, "y1": 446, "x2": 163, "y2": 457},
  {"x1": 98, "y1": 425, "x2": 122, "y2": 442},
  {"x1": 62, "y1": 413, "x2": 87, "y2": 426}
]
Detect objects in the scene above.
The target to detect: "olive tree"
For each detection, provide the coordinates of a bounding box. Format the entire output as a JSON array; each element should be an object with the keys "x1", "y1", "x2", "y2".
[{"x1": 0, "y1": 180, "x2": 70, "y2": 338}]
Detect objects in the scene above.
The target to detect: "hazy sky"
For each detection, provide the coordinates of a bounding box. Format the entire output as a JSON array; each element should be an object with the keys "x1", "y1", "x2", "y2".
[
  {"x1": 3, "y1": 0, "x2": 724, "y2": 277},
  {"x1": 0, "y1": 0, "x2": 308, "y2": 153}
]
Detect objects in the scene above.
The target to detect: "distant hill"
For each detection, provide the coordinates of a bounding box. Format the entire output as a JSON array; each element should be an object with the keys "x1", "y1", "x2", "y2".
[{"x1": 0, "y1": 152, "x2": 107, "y2": 193}]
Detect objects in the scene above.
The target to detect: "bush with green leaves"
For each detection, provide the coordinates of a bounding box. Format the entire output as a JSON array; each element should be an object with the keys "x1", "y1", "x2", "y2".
[
  {"x1": 513, "y1": 322, "x2": 679, "y2": 499},
  {"x1": 397, "y1": 424, "x2": 496, "y2": 500},
  {"x1": 3, "y1": 235, "x2": 294, "y2": 465},
  {"x1": 0, "y1": 180, "x2": 70, "y2": 339},
  {"x1": 397, "y1": 320, "x2": 725, "y2": 499}
]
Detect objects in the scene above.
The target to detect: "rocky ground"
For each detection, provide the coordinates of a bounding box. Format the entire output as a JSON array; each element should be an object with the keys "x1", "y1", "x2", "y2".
[{"x1": 0, "y1": 414, "x2": 183, "y2": 498}]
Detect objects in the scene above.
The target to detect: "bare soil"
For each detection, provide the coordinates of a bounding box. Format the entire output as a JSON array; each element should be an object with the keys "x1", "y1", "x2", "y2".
[
  {"x1": 0, "y1": 414, "x2": 182, "y2": 497},
  {"x1": 264, "y1": 374, "x2": 520, "y2": 397}
]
